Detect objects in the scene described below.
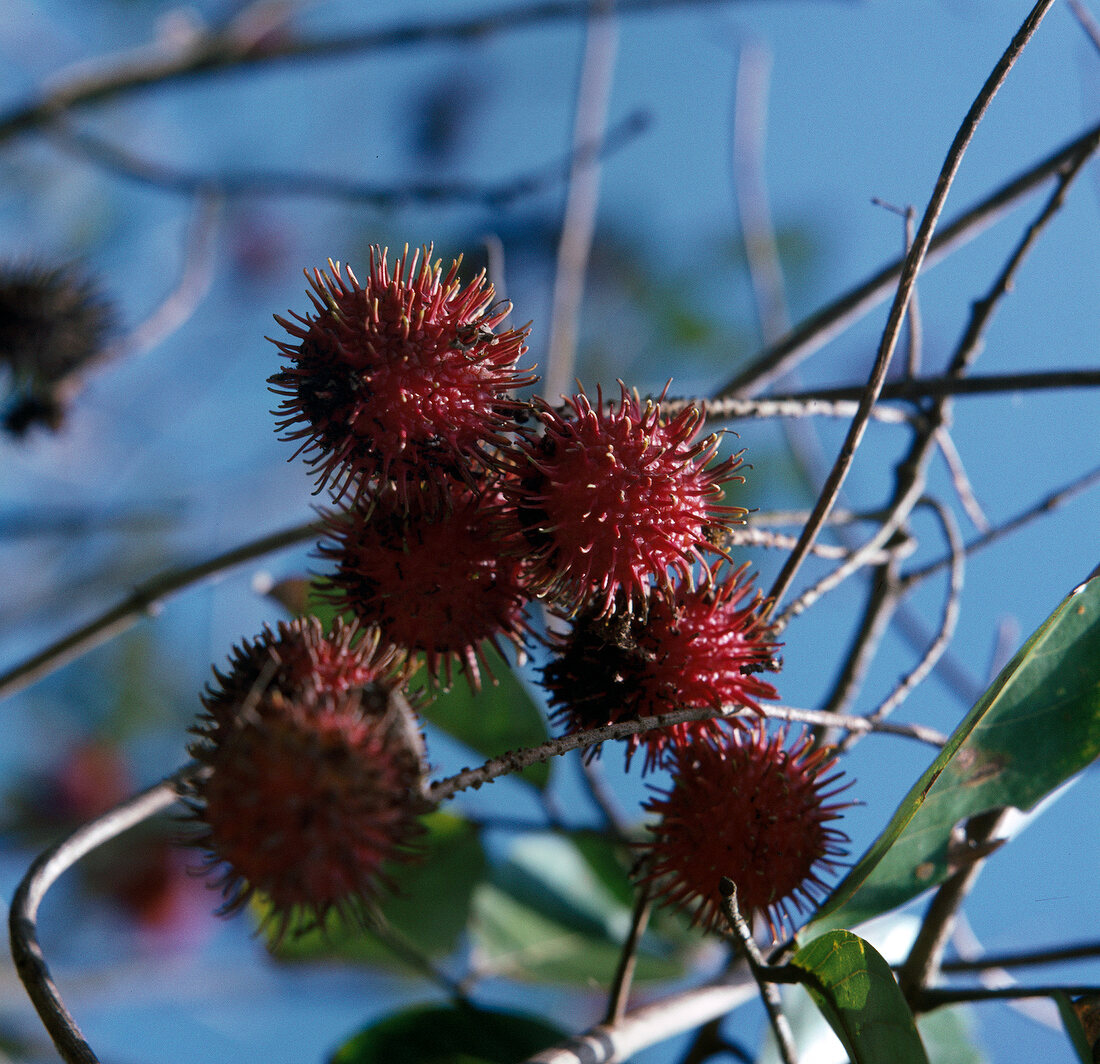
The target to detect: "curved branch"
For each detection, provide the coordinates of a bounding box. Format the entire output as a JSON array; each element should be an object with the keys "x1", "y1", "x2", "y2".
[
  {"x1": 45, "y1": 111, "x2": 650, "y2": 209},
  {"x1": 0, "y1": 0, "x2": 848, "y2": 146},
  {"x1": 9, "y1": 765, "x2": 199, "y2": 1064}
]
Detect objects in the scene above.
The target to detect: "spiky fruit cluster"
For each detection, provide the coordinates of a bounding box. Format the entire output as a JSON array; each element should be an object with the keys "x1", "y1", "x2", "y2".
[
  {"x1": 641, "y1": 724, "x2": 851, "y2": 939},
  {"x1": 185, "y1": 618, "x2": 430, "y2": 939},
  {"x1": 318, "y1": 479, "x2": 531, "y2": 690},
  {"x1": 269, "y1": 246, "x2": 534, "y2": 501},
  {"x1": 0, "y1": 260, "x2": 115, "y2": 435},
  {"x1": 503, "y1": 383, "x2": 745, "y2": 617},
  {"x1": 542, "y1": 564, "x2": 780, "y2": 771}
]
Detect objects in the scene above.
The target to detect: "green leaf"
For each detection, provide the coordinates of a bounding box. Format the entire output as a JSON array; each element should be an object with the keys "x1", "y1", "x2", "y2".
[
  {"x1": 566, "y1": 830, "x2": 637, "y2": 908},
  {"x1": 468, "y1": 833, "x2": 685, "y2": 984},
  {"x1": 916, "y1": 1006, "x2": 986, "y2": 1064},
  {"x1": 469, "y1": 883, "x2": 682, "y2": 985},
  {"x1": 265, "y1": 812, "x2": 486, "y2": 964},
  {"x1": 809, "y1": 575, "x2": 1100, "y2": 933},
  {"x1": 792, "y1": 930, "x2": 930, "y2": 1064},
  {"x1": 414, "y1": 658, "x2": 551, "y2": 791},
  {"x1": 330, "y1": 1002, "x2": 564, "y2": 1064}
]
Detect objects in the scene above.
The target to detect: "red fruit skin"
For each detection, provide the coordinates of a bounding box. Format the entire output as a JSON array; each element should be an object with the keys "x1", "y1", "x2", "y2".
[
  {"x1": 318, "y1": 480, "x2": 532, "y2": 690},
  {"x1": 503, "y1": 383, "x2": 745, "y2": 617},
  {"x1": 269, "y1": 246, "x2": 535, "y2": 502},
  {"x1": 542, "y1": 565, "x2": 779, "y2": 771},
  {"x1": 641, "y1": 724, "x2": 852, "y2": 939},
  {"x1": 186, "y1": 620, "x2": 429, "y2": 939}
]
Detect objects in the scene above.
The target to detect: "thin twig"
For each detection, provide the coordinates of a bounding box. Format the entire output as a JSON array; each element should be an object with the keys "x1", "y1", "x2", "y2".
[
  {"x1": 818, "y1": 535, "x2": 906, "y2": 720},
  {"x1": 544, "y1": 0, "x2": 618, "y2": 397},
  {"x1": 728, "y1": 525, "x2": 905, "y2": 564},
  {"x1": 0, "y1": 517, "x2": 322, "y2": 704},
  {"x1": 769, "y1": 517, "x2": 919, "y2": 635},
  {"x1": 1068, "y1": 0, "x2": 1100, "y2": 57},
  {"x1": 690, "y1": 393, "x2": 917, "y2": 424},
  {"x1": 9, "y1": 764, "x2": 200, "y2": 1064},
  {"x1": 827, "y1": 496, "x2": 964, "y2": 751},
  {"x1": 763, "y1": 0, "x2": 1058, "y2": 617},
  {"x1": 706, "y1": 369, "x2": 1100, "y2": 410},
  {"x1": 866, "y1": 499, "x2": 964, "y2": 724},
  {"x1": 733, "y1": 39, "x2": 790, "y2": 344},
  {"x1": 934, "y1": 427, "x2": 990, "y2": 533},
  {"x1": 45, "y1": 111, "x2": 650, "y2": 209},
  {"x1": 429, "y1": 707, "x2": 729, "y2": 803},
  {"x1": 433, "y1": 703, "x2": 945, "y2": 803},
  {"x1": 719, "y1": 879, "x2": 799, "y2": 1064},
  {"x1": 897, "y1": 808, "x2": 1012, "y2": 1003},
  {"x1": 946, "y1": 144, "x2": 1097, "y2": 379},
  {"x1": 902, "y1": 462, "x2": 1100, "y2": 587},
  {"x1": 105, "y1": 190, "x2": 222, "y2": 363},
  {"x1": 605, "y1": 877, "x2": 653, "y2": 1025},
  {"x1": 914, "y1": 984, "x2": 1100, "y2": 1010},
  {"x1": 759, "y1": 704, "x2": 947, "y2": 747},
  {"x1": 0, "y1": 0, "x2": 853, "y2": 146},
  {"x1": 716, "y1": 115, "x2": 1100, "y2": 398},
  {"x1": 871, "y1": 199, "x2": 924, "y2": 379},
  {"x1": 942, "y1": 939, "x2": 1100, "y2": 972}
]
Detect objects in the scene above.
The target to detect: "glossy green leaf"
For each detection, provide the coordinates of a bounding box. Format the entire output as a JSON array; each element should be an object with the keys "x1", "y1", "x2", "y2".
[
  {"x1": 792, "y1": 930, "x2": 930, "y2": 1064},
  {"x1": 265, "y1": 812, "x2": 486, "y2": 964},
  {"x1": 469, "y1": 883, "x2": 682, "y2": 985},
  {"x1": 810, "y1": 575, "x2": 1100, "y2": 933},
  {"x1": 469, "y1": 833, "x2": 684, "y2": 984},
  {"x1": 560, "y1": 830, "x2": 637, "y2": 908},
  {"x1": 330, "y1": 1003, "x2": 564, "y2": 1064},
  {"x1": 916, "y1": 1006, "x2": 986, "y2": 1064}
]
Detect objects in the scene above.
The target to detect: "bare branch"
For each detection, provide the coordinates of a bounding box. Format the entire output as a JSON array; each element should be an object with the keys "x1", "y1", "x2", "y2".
[
  {"x1": 942, "y1": 939, "x2": 1100, "y2": 973},
  {"x1": 544, "y1": 0, "x2": 619, "y2": 397},
  {"x1": 0, "y1": 0, "x2": 840, "y2": 145},
  {"x1": 45, "y1": 110, "x2": 649, "y2": 209},
  {"x1": 719, "y1": 880, "x2": 799, "y2": 1064},
  {"x1": 902, "y1": 463, "x2": 1100, "y2": 587},
  {"x1": 915, "y1": 984, "x2": 1100, "y2": 1011},
  {"x1": 898, "y1": 808, "x2": 1013, "y2": 1002},
  {"x1": 736, "y1": 368, "x2": 1100, "y2": 406},
  {"x1": 934, "y1": 427, "x2": 991, "y2": 533},
  {"x1": 605, "y1": 877, "x2": 653, "y2": 1025},
  {"x1": 763, "y1": 0, "x2": 1058, "y2": 616},
  {"x1": 716, "y1": 117, "x2": 1100, "y2": 399},
  {"x1": 865, "y1": 499, "x2": 964, "y2": 724},
  {"x1": 9, "y1": 765, "x2": 199, "y2": 1064},
  {"x1": 525, "y1": 973, "x2": 756, "y2": 1064},
  {"x1": 0, "y1": 518, "x2": 322, "y2": 704}
]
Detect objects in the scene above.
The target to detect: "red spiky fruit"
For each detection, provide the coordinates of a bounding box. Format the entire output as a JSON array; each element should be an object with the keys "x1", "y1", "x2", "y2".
[
  {"x1": 641, "y1": 724, "x2": 852, "y2": 939},
  {"x1": 185, "y1": 618, "x2": 430, "y2": 939},
  {"x1": 318, "y1": 479, "x2": 532, "y2": 690},
  {"x1": 541, "y1": 564, "x2": 779, "y2": 771},
  {"x1": 269, "y1": 245, "x2": 535, "y2": 501},
  {"x1": 504, "y1": 383, "x2": 744, "y2": 617}
]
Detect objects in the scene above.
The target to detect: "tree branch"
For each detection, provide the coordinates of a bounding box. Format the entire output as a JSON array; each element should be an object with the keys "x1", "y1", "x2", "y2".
[
  {"x1": 0, "y1": 518, "x2": 322, "y2": 704},
  {"x1": 762, "y1": 0, "x2": 1058, "y2": 616},
  {"x1": 9, "y1": 765, "x2": 200, "y2": 1064}
]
